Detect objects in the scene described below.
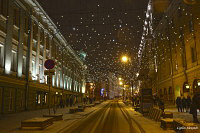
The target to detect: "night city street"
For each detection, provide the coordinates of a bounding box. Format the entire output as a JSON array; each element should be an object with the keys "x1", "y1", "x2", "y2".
[{"x1": 1, "y1": 0, "x2": 200, "y2": 133}]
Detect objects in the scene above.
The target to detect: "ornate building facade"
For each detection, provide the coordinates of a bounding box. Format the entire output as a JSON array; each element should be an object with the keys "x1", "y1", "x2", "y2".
[
  {"x1": 0, "y1": 0, "x2": 86, "y2": 114},
  {"x1": 140, "y1": 0, "x2": 200, "y2": 103}
]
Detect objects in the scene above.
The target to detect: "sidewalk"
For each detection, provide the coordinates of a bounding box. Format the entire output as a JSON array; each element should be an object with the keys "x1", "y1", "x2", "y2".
[
  {"x1": 164, "y1": 104, "x2": 200, "y2": 123},
  {"x1": 120, "y1": 102, "x2": 175, "y2": 133},
  {"x1": 124, "y1": 103, "x2": 200, "y2": 133},
  {"x1": 0, "y1": 101, "x2": 107, "y2": 133}
]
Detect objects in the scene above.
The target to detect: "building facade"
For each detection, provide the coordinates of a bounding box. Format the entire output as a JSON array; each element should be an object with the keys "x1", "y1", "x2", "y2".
[
  {"x1": 140, "y1": 0, "x2": 200, "y2": 103},
  {"x1": 0, "y1": 0, "x2": 86, "y2": 114}
]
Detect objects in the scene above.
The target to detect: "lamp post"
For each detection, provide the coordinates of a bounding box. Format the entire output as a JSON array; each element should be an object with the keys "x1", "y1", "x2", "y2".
[{"x1": 120, "y1": 55, "x2": 134, "y2": 106}]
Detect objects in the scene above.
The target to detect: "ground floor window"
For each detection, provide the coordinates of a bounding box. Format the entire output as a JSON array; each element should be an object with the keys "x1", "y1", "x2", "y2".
[
  {"x1": 36, "y1": 92, "x2": 41, "y2": 104},
  {"x1": 11, "y1": 50, "x2": 17, "y2": 72},
  {"x1": 8, "y1": 89, "x2": 14, "y2": 111},
  {"x1": 43, "y1": 93, "x2": 47, "y2": 104}
]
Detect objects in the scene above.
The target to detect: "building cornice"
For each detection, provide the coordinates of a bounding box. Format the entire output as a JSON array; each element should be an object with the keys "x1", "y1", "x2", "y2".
[
  {"x1": 153, "y1": 0, "x2": 182, "y2": 36},
  {"x1": 24, "y1": 0, "x2": 83, "y2": 66}
]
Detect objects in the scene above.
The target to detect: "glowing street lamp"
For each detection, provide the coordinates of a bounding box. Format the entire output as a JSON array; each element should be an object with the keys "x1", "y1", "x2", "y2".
[
  {"x1": 119, "y1": 81, "x2": 123, "y2": 85},
  {"x1": 197, "y1": 80, "x2": 200, "y2": 86},
  {"x1": 121, "y1": 55, "x2": 128, "y2": 63}
]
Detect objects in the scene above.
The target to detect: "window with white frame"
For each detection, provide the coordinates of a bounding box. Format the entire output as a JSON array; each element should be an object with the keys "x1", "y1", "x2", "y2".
[
  {"x1": 32, "y1": 59, "x2": 36, "y2": 80},
  {"x1": 0, "y1": 44, "x2": 4, "y2": 67},
  {"x1": 57, "y1": 71, "x2": 60, "y2": 88},
  {"x1": 36, "y1": 92, "x2": 41, "y2": 104},
  {"x1": 66, "y1": 76, "x2": 69, "y2": 90},
  {"x1": 11, "y1": 50, "x2": 17, "y2": 72},
  {"x1": 39, "y1": 64, "x2": 43, "y2": 83}
]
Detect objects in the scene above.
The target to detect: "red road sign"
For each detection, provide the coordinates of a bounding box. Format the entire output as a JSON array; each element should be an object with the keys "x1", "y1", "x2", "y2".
[{"x1": 44, "y1": 59, "x2": 55, "y2": 69}]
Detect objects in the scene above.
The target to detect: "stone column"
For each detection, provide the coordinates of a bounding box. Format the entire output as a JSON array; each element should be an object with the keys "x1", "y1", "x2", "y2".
[
  {"x1": 49, "y1": 35, "x2": 52, "y2": 58},
  {"x1": 72, "y1": 68, "x2": 75, "y2": 92},
  {"x1": 42, "y1": 32, "x2": 47, "y2": 83},
  {"x1": 4, "y1": 0, "x2": 14, "y2": 74},
  {"x1": 17, "y1": 9, "x2": 25, "y2": 77},
  {"x1": 25, "y1": 10, "x2": 34, "y2": 110},
  {"x1": 60, "y1": 48, "x2": 64, "y2": 89},
  {"x1": 27, "y1": 20, "x2": 33, "y2": 79},
  {"x1": 35, "y1": 26, "x2": 41, "y2": 81}
]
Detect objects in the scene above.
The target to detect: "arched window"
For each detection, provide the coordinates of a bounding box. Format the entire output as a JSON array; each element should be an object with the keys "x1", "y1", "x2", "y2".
[
  {"x1": 183, "y1": 82, "x2": 190, "y2": 93},
  {"x1": 164, "y1": 88, "x2": 167, "y2": 95},
  {"x1": 168, "y1": 87, "x2": 172, "y2": 94},
  {"x1": 193, "y1": 79, "x2": 200, "y2": 94}
]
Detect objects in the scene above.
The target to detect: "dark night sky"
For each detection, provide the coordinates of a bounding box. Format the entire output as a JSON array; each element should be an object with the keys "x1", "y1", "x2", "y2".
[{"x1": 37, "y1": 0, "x2": 148, "y2": 79}]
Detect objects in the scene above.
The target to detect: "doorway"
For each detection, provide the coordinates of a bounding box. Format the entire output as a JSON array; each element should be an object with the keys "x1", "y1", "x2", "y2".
[{"x1": 174, "y1": 85, "x2": 181, "y2": 100}]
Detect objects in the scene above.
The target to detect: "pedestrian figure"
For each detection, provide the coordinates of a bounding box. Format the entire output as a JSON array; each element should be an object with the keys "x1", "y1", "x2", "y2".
[
  {"x1": 190, "y1": 94, "x2": 200, "y2": 123},
  {"x1": 89, "y1": 98, "x2": 92, "y2": 104},
  {"x1": 53, "y1": 104, "x2": 56, "y2": 114},
  {"x1": 181, "y1": 97, "x2": 186, "y2": 112},
  {"x1": 132, "y1": 96, "x2": 135, "y2": 107},
  {"x1": 158, "y1": 99, "x2": 165, "y2": 112},
  {"x1": 86, "y1": 97, "x2": 88, "y2": 104},
  {"x1": 66, "y1": 97, "x2": 69, "y2": 107},
  {"x1": 83, "y1": 97, "x2": 86, "y2": 104},
  {"x1": 60, "y1": 99, "x2": 64, "y2": 108},
  {"x1": 176, "y1": 97, "x2": 182, "y2": 112},
  {"x1": 70, "y1": 97, "x2": 73, "y2": 107},
  {"x1": 186, "y1": 96, "x2": 191, "y2": 112}
]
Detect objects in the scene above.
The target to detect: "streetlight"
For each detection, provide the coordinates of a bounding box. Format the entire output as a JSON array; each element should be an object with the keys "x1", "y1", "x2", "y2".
[
  {"x1": 121, "y1": 55, "x2": 128, "y2": 63},
  {"x1": 120, "y1": 55, "x2": 134, "y2": 107},
  {"x1": 119, "y1": 81, "x2": 123, "y2": 86}
]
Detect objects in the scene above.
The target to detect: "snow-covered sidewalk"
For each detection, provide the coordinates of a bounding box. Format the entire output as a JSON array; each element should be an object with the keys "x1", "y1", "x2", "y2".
[
  {"x1": 164, "y1": 105, "x2": 200, "y2": 123},
  {"x1": 0, "y1": 101, "x2": 108, "y2": 133},
  {"x1": 122, "y1": 102, "x2": 200, "y2": 133},
  {"x1": 119, "y1": 101, "x2": 175, "y2": 133}
]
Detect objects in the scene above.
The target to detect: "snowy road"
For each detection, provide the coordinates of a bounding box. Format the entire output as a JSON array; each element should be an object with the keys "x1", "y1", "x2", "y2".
[{"x1": 59, "y1": 100, "x2": 145, "y2": 133}]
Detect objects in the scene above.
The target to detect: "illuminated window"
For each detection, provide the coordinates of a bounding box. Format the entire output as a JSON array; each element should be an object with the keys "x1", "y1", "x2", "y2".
[
  {"x1": 44, "y1": 94, "x2": 47, "y2": 104},
  {"x1": 32, "y1": 61, "x2": 34, "y2": 73},
  {"x1": 11, "y1": 50, "x2": 17, "y2": 72},
  {"x1": 0, "y1": 44, "x2": 4, "y2": 67},
  {"x1": 36, "y1": 93, "x2": 41, "y2": 104},
  {"x1": 39, "y1": 64, "x2": 43, "y2": 83},
  {"x1": 43, "y1": 93, "x2": 47, "y2": 104},
  {"x1": 175, "y1": 64, "x2": 178, "y2": 70},
  {"x1": 57, "y1": 71, "x2": 60, "y2": 87}
]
